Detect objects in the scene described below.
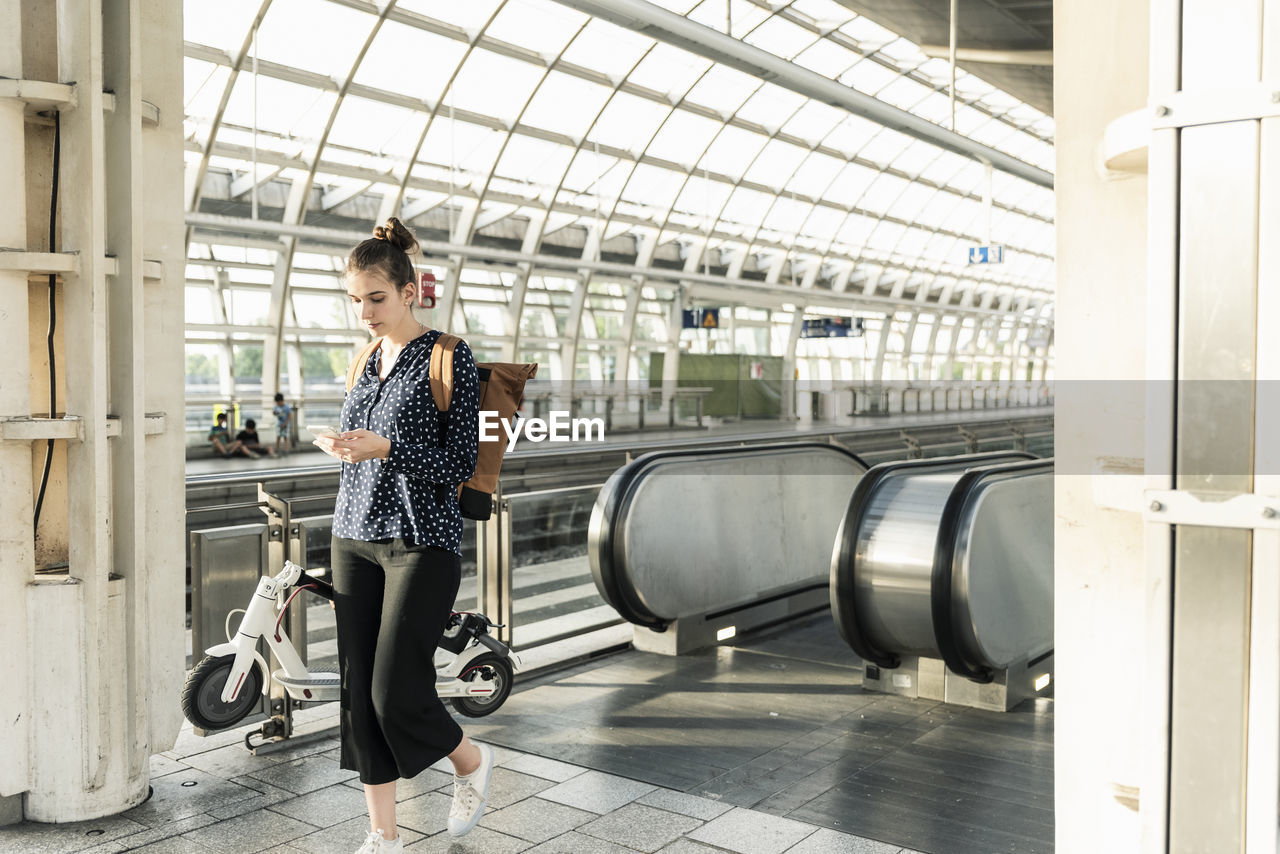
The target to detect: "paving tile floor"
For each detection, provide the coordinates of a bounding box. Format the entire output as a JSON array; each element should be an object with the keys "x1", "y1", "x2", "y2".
[{"x1": 1, "y1": 707, "x2": 924, "y2": 854}]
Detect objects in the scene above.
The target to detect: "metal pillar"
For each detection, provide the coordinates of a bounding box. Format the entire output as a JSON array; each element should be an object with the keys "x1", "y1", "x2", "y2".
[
  {"x1": 476, "y1": 485, "x2": 514, "y2": 646},
  {"x1": 256, "y1": 486, "x2": 309, "y2": 744},
  {"x1": 1143, "y1": 0, "x2": 1279, "y2": 850}
]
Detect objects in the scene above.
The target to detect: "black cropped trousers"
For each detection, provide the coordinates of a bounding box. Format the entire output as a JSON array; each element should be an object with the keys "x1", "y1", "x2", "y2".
[{"x1": 330, "y1": 535, "x2": 464, "y2": 785}]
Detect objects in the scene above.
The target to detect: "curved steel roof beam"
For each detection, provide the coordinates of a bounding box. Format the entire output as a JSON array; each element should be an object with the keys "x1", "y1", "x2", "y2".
[{"x1": 548, "y1": 0, "x2": 1053, "y2": 188}]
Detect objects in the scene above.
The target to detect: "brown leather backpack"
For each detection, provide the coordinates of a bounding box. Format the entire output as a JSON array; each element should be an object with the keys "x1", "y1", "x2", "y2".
[{"x1": 345, "y1": 333, "x2": 538, "y2": 520}]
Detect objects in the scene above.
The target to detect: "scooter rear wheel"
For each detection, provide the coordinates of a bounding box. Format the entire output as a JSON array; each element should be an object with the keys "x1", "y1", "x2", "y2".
[
  {"x1": 451, "y1": 653, "x2": 513, "y2": 717},
  {"x1": 181, "y1": 653, "x2": 263, "y2": 731}
]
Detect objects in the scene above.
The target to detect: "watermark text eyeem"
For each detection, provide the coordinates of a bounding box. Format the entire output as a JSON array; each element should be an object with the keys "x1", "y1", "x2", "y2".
[{"x1": 479, "y1": 410, "x2": 605, "y2": 450}]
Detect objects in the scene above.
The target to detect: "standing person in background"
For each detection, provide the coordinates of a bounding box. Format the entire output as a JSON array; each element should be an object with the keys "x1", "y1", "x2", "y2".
[
  {"x1": 313, "y1": 217, "x2": 495, "y2": 854},
  {"x1": 273, "y1": 393, "x2": 293, "y2": 454}
]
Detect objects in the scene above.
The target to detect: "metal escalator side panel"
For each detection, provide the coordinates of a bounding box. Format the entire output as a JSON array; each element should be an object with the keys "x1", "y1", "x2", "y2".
[
  {"x1": 830, "y1": 465, "x2": 902, "y2": 669},
  {"x1": 832, "y1": 451, "x2": 1037, "y2": 669},
  {"x1": 932, "y1": 458, "x2": 1055, "y2": 681},
  {"x1": 588, "y1": 466, "x2": 666, "y2": 629},
  {"x1": 590, "y1": 442, "x2": 869, "y2": 629},
  {"x1": 620, "y1": 447, "x2": 863, "y2": 622}
]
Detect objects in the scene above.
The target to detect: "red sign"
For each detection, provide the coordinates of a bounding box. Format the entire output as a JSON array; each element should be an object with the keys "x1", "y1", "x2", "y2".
[{"x1": 419, "y1": 271, "x2": 438, "y2": 309}]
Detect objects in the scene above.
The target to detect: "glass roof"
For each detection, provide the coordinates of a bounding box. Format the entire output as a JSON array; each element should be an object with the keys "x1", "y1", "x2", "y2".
[{"x1": 184, "y1": 0, "x2": 1056, "y2": 317}]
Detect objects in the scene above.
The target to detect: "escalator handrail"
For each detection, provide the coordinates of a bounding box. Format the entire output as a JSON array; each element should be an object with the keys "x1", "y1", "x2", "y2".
[
  {"x1": 930, "y1": 457, "x2": 1054, "y2": 683},
  {"x1": 829, "y1": 450, "x2": 1036, "y2": 670},
  {"x1": 592, "y1": 441, "x2": 869, "y2": 631}
]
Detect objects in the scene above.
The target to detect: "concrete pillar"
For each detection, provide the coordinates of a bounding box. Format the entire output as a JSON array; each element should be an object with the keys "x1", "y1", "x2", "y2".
[
  {"x1": 0, "y1": 0, "x2": 185, "y2": 823},
  {"x1": 1053, "y1": 0, "x2": 1149, "y2": 850},
  {"x1": 0, "y1": 0, "x2": 34, "y2": 819}
]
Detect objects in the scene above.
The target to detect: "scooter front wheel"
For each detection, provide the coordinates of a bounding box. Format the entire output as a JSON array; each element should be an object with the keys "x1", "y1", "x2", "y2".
[
  {"x1": 181, "y1": 654, "x2": 263, "y2": 731},
  {"x1": 451, "y1": 653, "x2": 513, "y2": 718}
]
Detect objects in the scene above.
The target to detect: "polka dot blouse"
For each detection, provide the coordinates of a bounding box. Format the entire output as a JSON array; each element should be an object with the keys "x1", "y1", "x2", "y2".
[{"x1": 333, "y1": 329, "x2": 480, "y2": 556}]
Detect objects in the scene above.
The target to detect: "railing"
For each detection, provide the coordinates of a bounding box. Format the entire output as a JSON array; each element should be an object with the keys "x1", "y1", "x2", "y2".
[{"x1": 835, "y1": 381, "x2": 1054, "y2": 418}]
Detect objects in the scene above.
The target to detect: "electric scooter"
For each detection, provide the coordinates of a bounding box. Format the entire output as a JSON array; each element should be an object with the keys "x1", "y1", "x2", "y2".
[{"x1": 181, "y1": 560, "x2": 515, "y2": 733}]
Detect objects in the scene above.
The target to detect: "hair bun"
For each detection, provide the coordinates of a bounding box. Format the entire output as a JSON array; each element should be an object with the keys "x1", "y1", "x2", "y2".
[{"x1": 372, "y1": 217, "x2": 418, "y2": 254}]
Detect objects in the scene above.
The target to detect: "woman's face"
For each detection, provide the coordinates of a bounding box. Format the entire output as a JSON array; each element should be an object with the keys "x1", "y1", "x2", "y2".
[{"x1": 346, "y1": 270, "x2": 413, "y2": 334}]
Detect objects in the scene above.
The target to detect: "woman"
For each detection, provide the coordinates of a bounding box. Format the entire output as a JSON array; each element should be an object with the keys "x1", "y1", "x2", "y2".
[{"x1": 314, "y1": 217, "x2": 494, "y2": 854}]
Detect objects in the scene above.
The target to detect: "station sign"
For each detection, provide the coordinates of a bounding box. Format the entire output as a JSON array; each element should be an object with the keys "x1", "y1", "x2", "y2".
[
  {"x1": 968, "y1": 245, "x2": 1005, "y2": 264},
  {"x1": 682, "y1": 308, "x2": 721, "y2": 329},
  {"x1": 801, "y1": 317, "x2": 864, "y2": 338}
]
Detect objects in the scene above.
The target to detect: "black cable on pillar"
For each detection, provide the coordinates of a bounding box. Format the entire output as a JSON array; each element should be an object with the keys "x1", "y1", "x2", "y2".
[{"x1": 33, "y1": 111, "x2": 60, "y2": 532}]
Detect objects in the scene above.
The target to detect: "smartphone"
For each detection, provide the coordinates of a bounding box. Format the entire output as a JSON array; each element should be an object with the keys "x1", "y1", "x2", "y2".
[{"x1": 307, "y1": 424, "x2": 341, "y2": 439}]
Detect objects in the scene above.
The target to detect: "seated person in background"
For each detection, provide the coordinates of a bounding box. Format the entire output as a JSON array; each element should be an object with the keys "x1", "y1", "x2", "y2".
[
  {"x1": 235, "y1": 418, "x2": 274, "y2": 456},
  {"x1": 208, "y1": 412, "x2": 258, "y2": 458}
]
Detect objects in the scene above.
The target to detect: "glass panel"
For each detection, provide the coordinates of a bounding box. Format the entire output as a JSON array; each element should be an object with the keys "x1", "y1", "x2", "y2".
[
  {"x1": 824, "y1": 113, "x2": 887, "y2": 157},
  {"x1": 507, "y1": 484, "x2": 621, "y2": 650},
  {"x1": 185, "y1": 343, "x2": 222, "y2": 395},
  {"x1": 418, "y1": 119, "x2": 506, "y2": 183},
  {"x1": 699, "y1": 125, "x2": 769, "y2": 179},
  {"x1": 561, "y1": 18, "x2": 654, "y2": 79},
  {"x1": 860, "y1": 172, "x2": 909, "y2": 216},
  {"x1": 736, "y1": 82, "x2": 807, "y2": 130},
  {"x1": 857, "y1": 127, "x2": 917, "y2": 168},
  {"x1": 672, "y1": 175, "x2": 734, "y2": 227},
  {"x1": 299, "y1": 346, "x2": 351, "y2": 391},
  {"x1": 742, "y1": 15, "x2": 819, "y2": 60},
  {"x1": 628, "y1": 43, "x2": 713, "y2": 100},
  {"x1": 396, "y1": 0, "x2": 502, "y2": 32},
  {"x1": 494, "y1": 135, "x2": 576, "y2": 190},
  {"x1": 688, "y1": 0, "x2": 771, "y2": 34},
  {"x1": 185, "y1": 286, "x2": 213, "y2": 324},
  {"x1": 783, "y1": 100, "x2": 848, "y2": 143},
  {"x1": 684, "y1": 65, "x2": 761, "y2": 115},
  {"x1": 804, "y1": 204, "x2": 846, "y2": 241},
  {"x1": 793, "y1": 38, "x2": 858, "y2": 78},
  {"x1": 292, "y1": 293, "x2": 349, "y2": 329},
  {"x1": 327, "y1": 96, "x2": 422, "y2": 159},
  {"x1": 255, "y1": 0, "x2": 374, "y2": 77},
  {"x1": 184, "y1": 0, "x2": 262, "y2": 48},
  {"x1": 226, "y1": 290, "x2": 270, "y2": 325},
  {"x1": 450, "y1": 49, "x2": 544, "y2": 127},
  {"x1": 522, "y1": 72, "x2": 614, "y2": 140},
  {"x1": 183, "y1": 59, "x2": 229, "y2": 120},
  {"x1": 761, "y1": 196, "x2": 812, "y2": 235},
  {"x1": 786, "y1": 151, "x2": 845, "y2": 199},
  {"x1": 876, "y1": 76, "x2": 932, "y2": 111},
  {"x1": 840, "y1": 57, "x2": 899, "y2": 96},
  {"x1": 354, "y1": 23, "x2": 468, "y2": 102},
  {"x1": 622, "y1": 163, "x2": 686, "y2": 213},
  {"x1": 589, "y1": 91, "x2": 672, "y2": 152},
  {"x1": 743, "y1": 139, "x2": 810, "y2": 187},
  {"x1": 487, "y1": 0, "x2": 587, "y2": 56},
  {"x1": 721, "y1": 186, "x2": 776, "y2": 231},
  {"x1": 463, "y1": 304, "x2": 507, "y2": 336},
  {"x1": 222, "y1": 75, "x2": 337, "y2": 141},
  {"x1": 647, "y1": 111, "x2": 725, "y2": 165}
]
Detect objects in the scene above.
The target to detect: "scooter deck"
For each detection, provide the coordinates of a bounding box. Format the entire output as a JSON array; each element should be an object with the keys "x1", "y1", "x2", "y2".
[{"x1": 275, "y1": 670, "x2": 339, "y2": 688}]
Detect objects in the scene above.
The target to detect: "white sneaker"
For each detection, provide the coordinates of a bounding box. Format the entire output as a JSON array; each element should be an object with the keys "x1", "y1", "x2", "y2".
[
  {"x1": 355, "y1": 828, "x2": 402, "y2": 853},
  {"x1": 447, "y1": 743, "x2": 494, "y2": 837}
]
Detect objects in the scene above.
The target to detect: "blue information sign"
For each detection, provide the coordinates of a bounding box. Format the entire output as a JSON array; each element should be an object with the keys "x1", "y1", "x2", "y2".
[
  {"x1": 682, "y1": 308, "x2": 721, "y2": 329},
  {"x1": 968, "y1": 245, "x2": 1005, "y2": 264},
  {"x1": 801, "y1": 317, "x2": 864, "y2": 338}
]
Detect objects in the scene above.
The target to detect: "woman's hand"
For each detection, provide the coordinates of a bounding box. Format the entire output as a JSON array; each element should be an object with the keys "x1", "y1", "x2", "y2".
[{"x1": 312, "y1": 428, "x2": 391, "y2": 463}]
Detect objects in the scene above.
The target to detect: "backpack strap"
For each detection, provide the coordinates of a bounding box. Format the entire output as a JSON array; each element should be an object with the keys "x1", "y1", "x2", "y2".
[
  {"x1": 345, "y1": 337, "x2": 383, "y2": 393},
  {"x1": 430, "y1": 332, "x2": 461, "y2": 412}
]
